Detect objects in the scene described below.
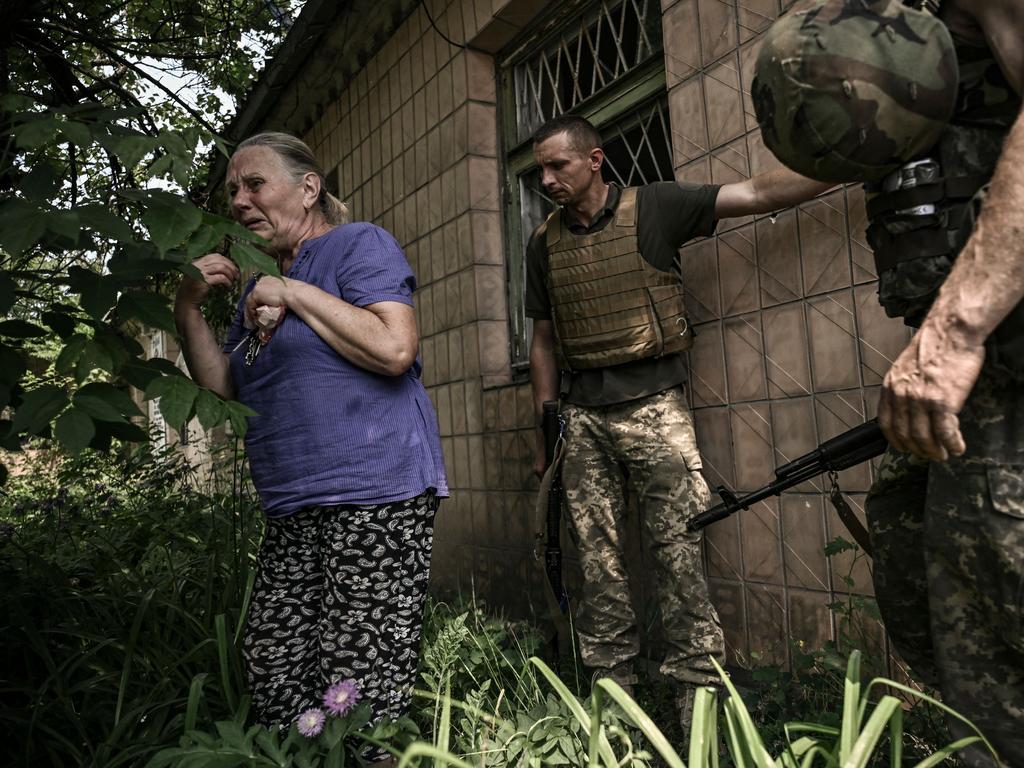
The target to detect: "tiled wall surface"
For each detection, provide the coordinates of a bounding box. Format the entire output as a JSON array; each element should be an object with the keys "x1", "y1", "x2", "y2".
[
  {"x1": 288, "y1": 0, "x2": 912, "y2": 667},
  {"x1": 665, "y1": 0, "x2": 909, "y2": 670}
]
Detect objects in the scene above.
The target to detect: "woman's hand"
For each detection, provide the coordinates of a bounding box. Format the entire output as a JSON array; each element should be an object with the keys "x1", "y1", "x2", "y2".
[
  {"x1": 176, "y1": 253, "x2": 240, "y2": 310},
  {"x1": 244, "y1": 275, "x2": 293, "y2": 329}
]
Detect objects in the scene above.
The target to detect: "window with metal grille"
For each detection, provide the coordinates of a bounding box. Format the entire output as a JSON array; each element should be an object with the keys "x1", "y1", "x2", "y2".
[{"x1": 498, "y1": 0, "x2": 674, "y2": 368}]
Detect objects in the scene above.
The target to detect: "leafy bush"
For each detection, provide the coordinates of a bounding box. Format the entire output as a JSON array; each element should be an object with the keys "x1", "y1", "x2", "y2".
[{"x1": 0, "y1": 442, "x2": 261, "y2": 767}]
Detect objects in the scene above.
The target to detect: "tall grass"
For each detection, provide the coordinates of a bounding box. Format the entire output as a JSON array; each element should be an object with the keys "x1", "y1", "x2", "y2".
[{"x1": 0, "y1": 441, "x2": 261, "y2": 767}]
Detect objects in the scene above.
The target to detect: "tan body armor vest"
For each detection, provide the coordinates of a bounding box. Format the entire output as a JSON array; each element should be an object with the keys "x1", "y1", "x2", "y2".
[{"x1": 544, "y1": 187, "x2": 693, "y2": 370}]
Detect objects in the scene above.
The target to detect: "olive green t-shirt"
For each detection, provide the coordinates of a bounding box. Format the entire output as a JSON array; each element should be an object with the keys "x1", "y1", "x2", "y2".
[{"x1": 525, "y1": 181, "x2": 720, "y2": 406}]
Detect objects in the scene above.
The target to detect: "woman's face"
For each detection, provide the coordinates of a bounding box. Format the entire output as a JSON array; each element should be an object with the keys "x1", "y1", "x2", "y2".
[{"x1": 226, "y1": 146, "x2": 316, "y2": 254}]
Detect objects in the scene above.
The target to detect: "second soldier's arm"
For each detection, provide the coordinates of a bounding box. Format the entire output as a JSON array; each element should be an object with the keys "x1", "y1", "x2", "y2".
[
  {"x1": 713, "y1": 167, "x2": 833, "y2": 220},
  {"x1": 879, "y1": 0, "x2": 1024, "y2": 460}
]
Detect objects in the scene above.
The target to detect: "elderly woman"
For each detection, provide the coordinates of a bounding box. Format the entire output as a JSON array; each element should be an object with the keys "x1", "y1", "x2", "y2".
[{"x1": 174, "y1": 132, "x2": 447, "y2": 756}]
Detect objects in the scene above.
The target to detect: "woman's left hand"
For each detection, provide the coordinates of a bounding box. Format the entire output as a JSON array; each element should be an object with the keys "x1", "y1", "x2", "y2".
[{"x1": 245, "y1": 275, "x2": 293, "y2": 328}]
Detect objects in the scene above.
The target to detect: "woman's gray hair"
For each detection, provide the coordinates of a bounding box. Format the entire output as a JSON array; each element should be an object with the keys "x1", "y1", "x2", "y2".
[{"x1": 235, "y1": 132, "x2": 349, "y2": 226}]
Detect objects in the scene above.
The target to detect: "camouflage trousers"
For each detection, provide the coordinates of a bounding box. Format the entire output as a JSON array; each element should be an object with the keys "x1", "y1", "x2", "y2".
[
  {"x1": 561, "y1": 386, "x2": 725, "y2": 686},
  {"x1": 866, "y1": 364, "x2": 1024, "y2": 767}
]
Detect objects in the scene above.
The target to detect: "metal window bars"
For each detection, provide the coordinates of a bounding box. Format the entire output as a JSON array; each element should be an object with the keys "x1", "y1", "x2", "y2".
[{"x1": 512, "y1": 0, "x2": 662, "y2": 144}]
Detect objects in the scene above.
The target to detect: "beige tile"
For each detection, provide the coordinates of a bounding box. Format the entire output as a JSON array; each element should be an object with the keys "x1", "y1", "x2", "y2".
[
  {"x1": 482, "y1": 387, "x2": 501, "y2": 431},
  {"x1": 661, "y1": 0, "x2": 701, "y2": 87},
  {"x1": 689, "y1": 320, "x2": 727, "y2": 407},
  {"x1": 452, "y1": 434, "x2": 469, "y2": 488},
  {"x1": 452, "y1": 382, "x2": 468, "y2": 436},
  {"x1": 762, "y1": 302, "x2": 811, "y2": 397},
  {"x1": 438, "y1": 62, "x2": 455, "y2": 120},
  {"x1": 698, "y1": 0, "x2": 737, "y2": 66},
  {"x1": 467, "y1": 102, "x2": 497, "y2": 156},
  {"x1": 436, "y1": 383, "x2": 452, "y2": 436},
  {"x1": 731, "y1": 403, "x2": 773, "y2": 491},
  {"x1": 806, "y1": 290, "x2": 860, "y2": 392},
  {"x1": 781, "y1": 493, "x2": 829, "y2": 590},
  {"x1": 815, "y1": 390, "x2": 871, "y2": 493},
  {"x1": 474, "y1": 264, "x2": 507, "y2": 321},
  {"x1": 706, "y1": 511, "x2": 743, "y2": 581},
  {"x1": 708, "y1": 579, "x2": 748, "y2": 663},
  {"x1": 467, "y1": 156, "x2": 499, "y2": 210},
  {"x1": 462, "y1": 321, "x2": 481, "y2": 377},
  {"x1": 427, "y1": 126, "x2": 442, "y2": 180},
  {"x1": 515, "y1": 384, "x2": 534, "y2": 430},
  {"x1": 694, "y1": 405, "x2": 736, "y2": 489},
  {"x1": 449, "y1": 328, "x2": 465, "y2": 382},
  {"x1": 467, "y1": 49, "x2": 496, "y2": 102},
  {"x1": 845, "y1": 184, "x2": 875, "y2": 284},
  {"x1": 470, "y1": 211, "x2": 503, "y2": 265},
  {"x1": 495, "y1": 0, "x2": 547, "y2": 27},
  {"x1": 426, "y1": 75, "x2": 440, "y2": 128},
  {"x1": 770, "y1": 397, "x2": 817, "y2": 474},
  {"x1": 458, "y1": 269, "x2": 476, "y2": 322},
  {"x1": 740, "y1": 498, "x2": 783, "y2": 585},
  {"x1": 472, "y1": 17, "x2": 520, "y2": 54},
  {"x1": 788, "y1": 588, "x2": 832, "y2": 651},
  {"x1": 497, "y1": 384, "x2": 517, "y2": 431},
  {"x1": 799, "y1": 190, "x2": 851, "y2": 296},
  {"x1": 468, "y1": 434, "x2": 485, "y2": 489},
  {"x1": 855, "y1": 283, "x2": 909, "y2": 386},
  {"x1": 452, "y1": 50, "x2": 468, "y2": 106},
  {"x1": 680, "y1": 237, "x2": 720, "y2": 321},
  {"x1": 718, "y1": 224, "x2": 758, "y2": 315},
  {"x1": 705, "y1": 56, "x2": 744, "y2": 149},
  {"x1": 747, "y1": 128, "x2": 783, "y2": 177},
  {"x1": 756, "y1": 210, "x2": 801, "y2": 305},
  {"x1": 478, "y1": 319, "x2": 509, "y2": 376},
  {"x1": 446, "y1": 273, "x2": 463, "y2": 327},
  {"x1": 724, "y1": 314, "x2": 766, "y2": 402},
  {"x1": 746, "y1": 584, "x2": 788, "y2": 665},
  {"x1": 465, "y1": 380, "x2": 483, "y2": 432},
  {"x1": 668, "y1": 77, "x2": 708, "y2": 166},
  {"x1": 712, "y1": 138, "x2": 752, "y2": 229},
  {"x1": 429, "y1": 176, "x2": 444, "y2": 231},
  {"x1": 677, "y1": 155, "x2": 712, "y2": 184},
  {"x1": 826, "y1": 493, "x2": 874, "y2": 594},
  {"x1": 483, "y1": 431, "x2": 501, "y2": 490},
  {"x1": 435, "y1": 328, "x2": 451, "y2": 381}
]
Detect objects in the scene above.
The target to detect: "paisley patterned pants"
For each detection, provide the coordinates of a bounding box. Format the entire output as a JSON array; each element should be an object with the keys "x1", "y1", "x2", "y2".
[{"x1": 243, "y1": 492, "x2": 437, "y2": 735}]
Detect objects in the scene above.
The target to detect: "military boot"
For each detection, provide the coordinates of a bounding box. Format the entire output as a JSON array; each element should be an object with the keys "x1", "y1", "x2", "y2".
[{"x1": 590, "y1": 660, "x2": 638, "y2": 700}]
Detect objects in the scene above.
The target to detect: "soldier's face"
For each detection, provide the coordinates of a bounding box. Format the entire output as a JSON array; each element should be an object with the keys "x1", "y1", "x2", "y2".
[{"x1": 534, "y1": 132, "x2": 604, "y2": 206}]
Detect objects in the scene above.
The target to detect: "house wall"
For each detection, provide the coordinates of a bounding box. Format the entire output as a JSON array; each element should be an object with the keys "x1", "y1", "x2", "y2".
[{"x1": 283, "y1": 0, "x2": 910, "y2": 671}]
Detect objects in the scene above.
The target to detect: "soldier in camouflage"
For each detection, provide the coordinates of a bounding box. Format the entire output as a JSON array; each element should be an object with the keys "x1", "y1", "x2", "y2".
[
  {"x1": 753, "y1": 1, "x2": 1024, "y2": 764},
  {"x1": 526, "y1": 115, "x2": 827, "y2": 733}
]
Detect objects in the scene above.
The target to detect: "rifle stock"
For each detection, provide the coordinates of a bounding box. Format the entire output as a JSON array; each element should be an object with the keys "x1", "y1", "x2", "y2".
[
  {"x1": 688, "y1": 419, "x2": 887, "y2": 539},
  {"x1": 542, "y1": 401, "x2": 570, "y2": 614}
]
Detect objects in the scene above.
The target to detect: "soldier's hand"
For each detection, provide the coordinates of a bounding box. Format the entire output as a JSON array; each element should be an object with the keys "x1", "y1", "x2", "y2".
[{"x1": 878, "y1": 324, "x2": 985, "y2": 462}]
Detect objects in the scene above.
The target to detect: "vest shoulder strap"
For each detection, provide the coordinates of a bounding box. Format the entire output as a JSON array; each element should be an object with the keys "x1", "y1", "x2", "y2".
[
  {"x1": 614, "y1": 187, "x2": 639, "y2": 228},
  {"x1": 544, "y1": 209, "x2": 562, "y2": 248}
]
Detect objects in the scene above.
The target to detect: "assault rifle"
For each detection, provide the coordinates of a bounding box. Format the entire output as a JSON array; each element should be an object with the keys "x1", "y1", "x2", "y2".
[
  {"x1": 541, "y1": 400, "x2": 571, "y2": 615},
  {"x1": 687, "y1": 419, "x2": 888, "y2": 554}
]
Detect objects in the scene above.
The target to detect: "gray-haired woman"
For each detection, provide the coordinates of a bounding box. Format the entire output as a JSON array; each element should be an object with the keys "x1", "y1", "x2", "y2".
[{"x1": 174, "y1": 133, "x2": 447, "y2": 763}]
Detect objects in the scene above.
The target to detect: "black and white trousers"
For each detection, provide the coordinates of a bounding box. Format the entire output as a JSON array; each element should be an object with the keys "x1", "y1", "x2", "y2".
[{"x1": 243, "y1": 491, "x2": 437, "y2": 733}]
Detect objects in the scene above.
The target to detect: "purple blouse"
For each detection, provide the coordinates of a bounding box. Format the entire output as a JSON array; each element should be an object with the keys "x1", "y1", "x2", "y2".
[{"x1": 224, "y1": 223, "x2": 448, "y2": 517}]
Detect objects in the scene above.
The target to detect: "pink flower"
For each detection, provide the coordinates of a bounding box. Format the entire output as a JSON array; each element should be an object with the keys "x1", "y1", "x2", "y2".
[
  {"x1": 322, "y1": 679, "x2": 360, "y2": 716},
  {"x1": 296, "y1": 707, "x2": 326, "y2": 737}
]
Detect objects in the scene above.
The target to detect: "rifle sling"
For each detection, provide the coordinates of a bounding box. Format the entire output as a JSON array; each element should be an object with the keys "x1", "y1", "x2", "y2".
[{"x1": 828, "y1": 483, "x2": 873, "y2": 557}]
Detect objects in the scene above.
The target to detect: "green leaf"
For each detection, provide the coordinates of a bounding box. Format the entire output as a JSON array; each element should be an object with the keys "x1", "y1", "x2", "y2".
[
  {"x1": 118, "y1": 291, "x2": 176, "y2": 333},
  {"x1": 11, "y1": 385, "x2": 68, "y2": 435},
  {"x1": 14, "y1": 116, "x2": 58, "y2": 149},
  {"x1": 0, "y1": 343, "x2": 26, "y2": 386},
  {"x1": 0, "y1": 272, "x2": 16, "y2": 314},
  {"x1": 226, "y1": 401, "x2": 257, "y2": 437},
  {"x1": 0, "y1": 200, "x2": 47, "y2": 255},
  {"x1": 54, "y1": 408, "x2": 96, "y2": 454},
  {"x1": 118, "y1": 357, "x2": 182, "y2": 390},
  {"x1": 78, "y1": 204, "x2": 136, "y2": 243},
  {"x1": 0, "y1": 320, "x2": 47, "y2": 338},
  {"x1": 59, "y1": 120, "x2": 92, "y2": 147},
  {"x1": 195, "y1": 389, "x2": 226, "y2": 430},
  {"x1": 824, "y1": 537, "x2": 856, "y2": 557},
  {"x1": 101, "y1": 132, "x2": 159, "y2": 169},
  {"x1": 144, "y1": 375, "x2": 198, "y2": 428},
  {"x1": 46, "y1": 210, "x2": 81, "y2": 241},
  {"x1": 41, "y1": 311, "x2": 77, "y2": 339},
  {"x1": 140, "y1": 192, "x2": 203, "y2": 255},
  {"x1": 56, "y1": 334, "x2": 88, "y2": 374},
  {"x1": 76, "y1": 382, "x2": 143, "y2": 419},
  {"x1": 17, "y1": 161, "x2": 60, "y2": 200},
  {"x1": 76, "y1": 340, "x2": 114, "y2": 380},
  {"x1": 67, "y1": 266, "x2": 120, "y2": 320},
  {"x1": 231, "y1": 240, "x2": 278, "y2": 274}
]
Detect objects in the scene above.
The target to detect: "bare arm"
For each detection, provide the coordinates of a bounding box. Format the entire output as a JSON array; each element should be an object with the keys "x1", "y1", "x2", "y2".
[
  {"x1": 878, "y1": 0, "x2": 1024, "y2": 460},
  {"x1": 529, "y1": 318, "x2": 560, "y2": 477},
  {"x1": 246, "y1": 276, "x2": 418, "y2": 377},
  {"x1": 714, "y1": 167, "x2": 833, "y2": 220},
  {"x1": 174, "y1": 253, "x2": 237, "y2": 399},
  {"x1": 879, "y1": 105, "x2": 1024, "y2": 460}
]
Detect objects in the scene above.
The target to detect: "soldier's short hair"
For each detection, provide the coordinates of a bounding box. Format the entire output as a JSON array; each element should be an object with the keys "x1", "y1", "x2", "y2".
[{"x1": 532, "y1": 116, "x2": 603, "y2": 155}]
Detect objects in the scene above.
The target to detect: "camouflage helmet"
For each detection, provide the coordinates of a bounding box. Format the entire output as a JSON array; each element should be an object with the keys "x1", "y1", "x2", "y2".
[{"x1": 751, "y1": 0, "x2": 958, "y2": 183}]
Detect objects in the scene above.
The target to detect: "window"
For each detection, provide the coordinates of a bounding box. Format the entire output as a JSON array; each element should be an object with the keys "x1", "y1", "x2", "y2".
[{"x1": 498, "y1": 0, "x2": 675, "y2": 367}]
